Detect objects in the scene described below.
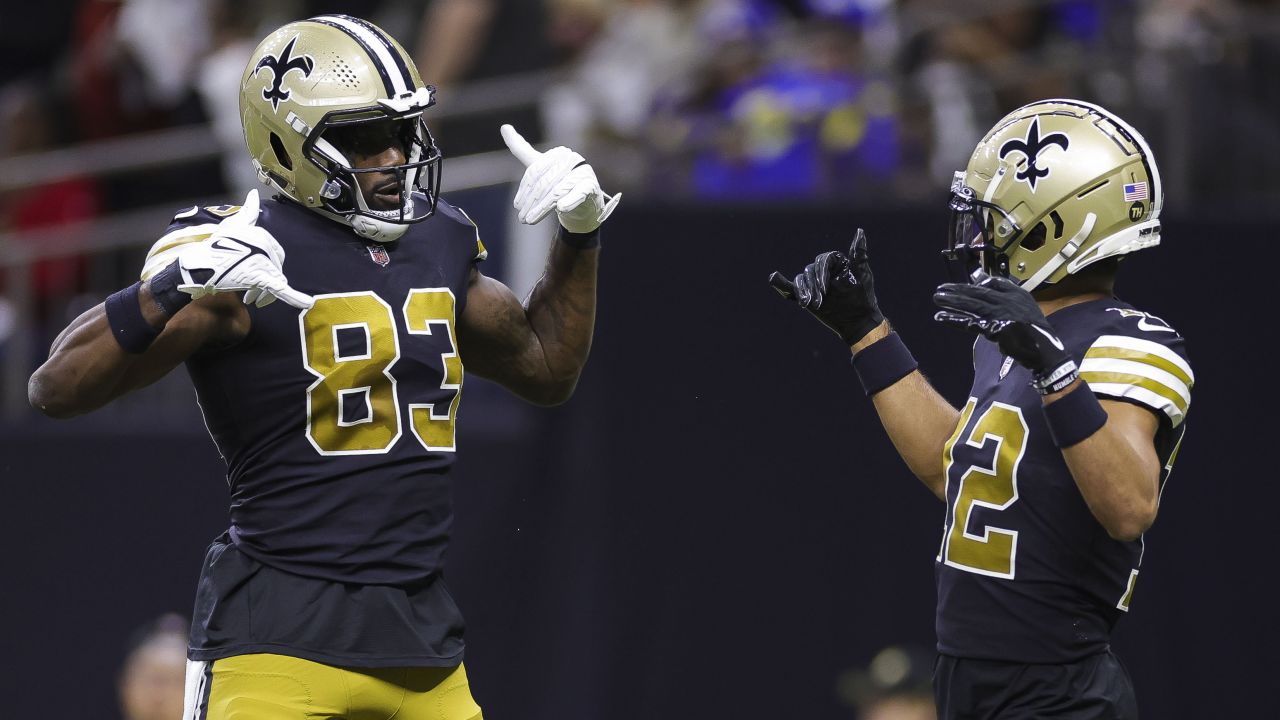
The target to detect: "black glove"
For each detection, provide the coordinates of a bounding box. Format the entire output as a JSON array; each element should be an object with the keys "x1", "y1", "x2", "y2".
[
  {"x1": 769, "y1": 228, "x2": 885, "y2": 346},
  {"x1": 932, "y1": 272, "x2": 1077, "y2": 394}
]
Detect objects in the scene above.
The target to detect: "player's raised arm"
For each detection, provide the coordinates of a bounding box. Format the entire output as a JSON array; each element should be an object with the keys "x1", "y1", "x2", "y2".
[
  {"x1": 29, "y1": 190, "x2": 312, "y2": 418},
  {"x1": 456, "y1": 125, "x2": 619, "y2": 406},
  {"x1": 769, "y1": 230, "x2": 959, "y2": 500}
]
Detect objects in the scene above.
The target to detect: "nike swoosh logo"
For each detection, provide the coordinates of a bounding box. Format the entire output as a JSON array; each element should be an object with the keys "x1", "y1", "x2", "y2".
[
  {"x1": 1137, "y1": 318, "x2": 1176, "y2": 333},
  {"x1": 210, "y1": 239, "x2": 245, "y2": 252},
  {"x1": 1032, "y1": 324, "x2": 1065, "y2": 350}
]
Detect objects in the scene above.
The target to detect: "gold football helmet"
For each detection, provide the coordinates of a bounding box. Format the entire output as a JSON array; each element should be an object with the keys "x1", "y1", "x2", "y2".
[
  {"x1": 945, "y1": 99, "x2": 1163, "y2": 291},
  {"x1": 240, "y1": 14, "x2": 441, "y2": 242}
]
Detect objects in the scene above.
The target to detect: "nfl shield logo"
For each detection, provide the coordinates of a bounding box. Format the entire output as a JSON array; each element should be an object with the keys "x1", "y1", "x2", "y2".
[{"x1": 366, "y1": 243, "x2": 390, "y2": 267}]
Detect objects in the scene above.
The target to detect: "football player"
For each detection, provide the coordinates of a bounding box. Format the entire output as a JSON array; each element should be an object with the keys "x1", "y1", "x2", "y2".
[
  {"x1": 771, "y1": 99, "x2": 1192, "y2": 719},
  {"x1": 28, "y1": 15, "x2": 619, "y2": 720}
]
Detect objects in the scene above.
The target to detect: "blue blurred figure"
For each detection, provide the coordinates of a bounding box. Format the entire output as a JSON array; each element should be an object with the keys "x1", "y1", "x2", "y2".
[{"x1": 686, "y1": 1, "x2": 900, "y2": 199}]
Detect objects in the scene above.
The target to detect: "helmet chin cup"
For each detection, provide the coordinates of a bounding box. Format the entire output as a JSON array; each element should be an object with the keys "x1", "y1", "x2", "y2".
[{"x1": 349, "y1": 214, "x2": 409, "y2": 242}]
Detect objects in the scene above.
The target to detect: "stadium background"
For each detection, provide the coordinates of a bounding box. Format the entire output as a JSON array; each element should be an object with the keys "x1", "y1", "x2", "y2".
[{"x1": 1, "y1": 1, "x2": 1275, "y2": 718}]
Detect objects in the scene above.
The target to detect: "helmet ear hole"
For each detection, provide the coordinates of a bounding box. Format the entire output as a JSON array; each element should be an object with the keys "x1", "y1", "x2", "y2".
[
  {"x1": 269, "y1": 133, "x2": 293, "y2": 171},
  {"x1": 1021, "y1": 222, "x2": 1047, "y2": 251}
]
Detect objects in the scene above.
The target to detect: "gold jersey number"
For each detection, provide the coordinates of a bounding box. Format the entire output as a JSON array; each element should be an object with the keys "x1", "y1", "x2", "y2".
[
  {"x1": 299, "y1": 289, "x2": 462, "y2": 455},
  {"x1": 939, "y1": 399, "x2": 1028, "y2": 578}
]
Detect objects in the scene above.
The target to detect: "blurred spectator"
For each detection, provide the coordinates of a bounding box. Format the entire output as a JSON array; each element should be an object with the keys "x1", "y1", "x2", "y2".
[
  {"x1": 896, "y1": 0, "x2": 1151, "y2": 189},
  {"x1": 415, "y1": 0, "x2": 551, "y2": 89},
  {"x1": 1134, "y1": 0, "x2": 1280, "y2": 201},
  {"x1": 414, "y1": 0, "x2": 499, "y2": 93},
  {"x1": 542, "y1": 0, "x2": 702, "y2": 190},
  {"x1": 70, "y1": 0, "x2": 133, "y2": 140},
  {"x1": 409, "y1": 0, "x2": 551, "y2": 156},
  {"x1": 650, "y1": 2, "x2": 901, "y2": 199},
  {"x1": 837, "y1": 644, "x2": 936, "y2": 720},
  {"x1": 116, "y1": 0, "x2": 211, "y2": 113},
  {"x1": 195, "y1": 0, "x2": 265, "y2": 195},
  {"x1": 0, "y1": 82, "x2": 100, "y2": 333},
  {"x1": 70, "y1": 0, "x2": 209, "y2": 142},
  {"x1": 118, "y1": 613, "x2": 188, "y2": 720}
]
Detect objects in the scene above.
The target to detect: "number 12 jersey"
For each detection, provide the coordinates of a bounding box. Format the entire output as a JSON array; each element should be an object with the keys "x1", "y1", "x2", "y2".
[{"x1": 935, "y1": 298, "x2": 1193, "y2": 663}]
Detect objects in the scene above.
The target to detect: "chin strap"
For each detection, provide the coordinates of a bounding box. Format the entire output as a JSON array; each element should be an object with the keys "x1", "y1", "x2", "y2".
[
  {"x1": 1020, "y1": 212, "x2": 1096, "y2": 292},
  {"x1": 1020, "y1": 215, "x2": 1162, "y2": 292}
]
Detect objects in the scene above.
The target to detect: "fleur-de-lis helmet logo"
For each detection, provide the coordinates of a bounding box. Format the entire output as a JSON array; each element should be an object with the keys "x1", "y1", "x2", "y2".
[
  {"x1": 254, "y1": 36, "x2": 315, "y2": 112},
  {"x1": 998, "y1": 117, "x2": 1070, "y2": 191}
]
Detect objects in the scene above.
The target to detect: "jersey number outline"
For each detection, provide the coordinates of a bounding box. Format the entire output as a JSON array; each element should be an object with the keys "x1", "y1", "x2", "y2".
[
  {"x1": 299, "y1": 289, "x2": 462, "y2": 456},
  {"x1": 939, "y1": 399, "x2": 1029, "y2": 579}
]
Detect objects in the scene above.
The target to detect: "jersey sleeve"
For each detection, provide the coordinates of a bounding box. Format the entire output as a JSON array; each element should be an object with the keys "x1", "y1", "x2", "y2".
[
  {"x1": 435, "y1": 198, "x2": 487, "y2": 262},
  {"x1": 139, "y1": 203, "x2": 247, "y2": 281},
  {"x1": 1081, "y1": 330, "x2": 1194, "y2": 427}
]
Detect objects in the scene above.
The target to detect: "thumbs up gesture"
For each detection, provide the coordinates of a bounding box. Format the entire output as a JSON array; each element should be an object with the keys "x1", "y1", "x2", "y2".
[
  {"x1": 174, "y1": 190, "x2": 314, "y2": 309},
  {"x1": 501, "y1": 124, "x2": 621, "y2": 235}
]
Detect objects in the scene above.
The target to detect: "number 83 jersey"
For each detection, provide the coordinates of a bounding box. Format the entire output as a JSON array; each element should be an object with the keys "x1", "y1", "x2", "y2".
[
  {"x1": 935, "y1": 298, "x2": 1193, "y2": 663},
  {"x1": 156, "y1": 194, "x2": 486, "y2": 586}
]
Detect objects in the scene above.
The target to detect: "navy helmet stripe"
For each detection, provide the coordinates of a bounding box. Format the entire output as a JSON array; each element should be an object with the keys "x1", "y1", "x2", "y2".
[
  {"x1": 307, "y1": 17, "x2": 397, "y2": 97},
  {"x1": 342, "y1": 15, "x2": 415, "y2": 92}
]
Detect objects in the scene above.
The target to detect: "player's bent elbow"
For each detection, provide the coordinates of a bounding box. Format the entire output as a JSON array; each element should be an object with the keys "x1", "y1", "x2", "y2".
[
  {"x1": 915, "y1": 471, "x2": 947, "y2": 502},
  {"x1": 27, "y1": 371, "x2": 78, "y2": 419},
  {"x1": 525, "y1": 378, "x2": 579, "y2": 407},
  {"x1": 1103, "y1": 500, "x2": 1158, "y2": 542},
  {"x1": 27, "y1": 367, "x2": 98, "y2": 419}
]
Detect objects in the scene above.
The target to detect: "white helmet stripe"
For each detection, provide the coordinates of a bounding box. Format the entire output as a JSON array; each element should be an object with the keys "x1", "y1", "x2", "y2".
[
  {"x1": 345, "y1": 15, "x2": 417, "y2": 95},
  {"x1": 311, "y1": 15, "x2": 411, "y2": 97}
]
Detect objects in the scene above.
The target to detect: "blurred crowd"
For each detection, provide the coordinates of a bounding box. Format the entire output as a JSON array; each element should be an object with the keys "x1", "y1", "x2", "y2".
[
  {"x1": 1, "y1": 0, "x2": 1279, "y2": 359},
  {"x1": 544, "y1": 0, "x2": 1280, "y2": 202},
  {"x1": 5, "y1": 0, "x2": 1280, "y2": 206}
]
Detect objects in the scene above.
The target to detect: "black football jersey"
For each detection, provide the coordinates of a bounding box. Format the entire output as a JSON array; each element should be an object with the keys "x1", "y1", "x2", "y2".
[
  {"x1": 152, "y1": 194, "x2": 486, "y2": 587},
  {"x1": 935, "y1": 298, "x2": 1192, "y2": 663}
]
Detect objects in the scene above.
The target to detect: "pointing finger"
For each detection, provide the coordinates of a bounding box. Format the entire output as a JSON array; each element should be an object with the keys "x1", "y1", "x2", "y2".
[
  {"x1": 849, "y1": 227, "x2": 867, "y2": 259},
  {"x1": 768, "y1": 271, "x2": 797, "y2": 300},
  {"x1": 501, "y1": 124, "x2": 541, "y2": 167}
]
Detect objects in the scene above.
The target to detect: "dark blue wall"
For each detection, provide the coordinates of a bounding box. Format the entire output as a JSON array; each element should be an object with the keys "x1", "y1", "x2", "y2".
[{"x1": 3, "y1": 205, "x2": 1271, "y2": 718}]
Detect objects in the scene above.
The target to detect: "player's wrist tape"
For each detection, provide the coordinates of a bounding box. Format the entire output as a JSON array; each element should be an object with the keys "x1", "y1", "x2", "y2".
[
  {"x1": 104, "y1": 282, "x2": 161, "y2": 354},
  {"x1": 1042, "y1": 381, "x2": 1108, "y2": 448},
  {"x1": 147, "y1": 261, "x2": 193, "y2": 317},
  {"x1": 1031, "y1": 359, "x2": 1079, "y2": 396},
  {"x1": 850, "y1": 332, "x2": 918, "y2": 396},
  {"x1": 556, "y1": 225, "x2": 600, "y2": 250}
]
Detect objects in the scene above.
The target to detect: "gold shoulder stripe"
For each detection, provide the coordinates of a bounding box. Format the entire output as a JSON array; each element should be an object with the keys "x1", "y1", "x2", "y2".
[
  {"x1": 141, "y1": 224, "x2": 217, "y2": 280},
  {"x1": 1091, "y1": 335, "x2": 1193, "y2": 383},
  {"x1": 147, "y1": 231, "x2": 212, "y2": 261},
  {"x1": 1081, "y1": 371, "x2": 1189, "y2": 414},
  {"x1": 1085, "y1": 347, "x2": 1194, "y2": 388}
]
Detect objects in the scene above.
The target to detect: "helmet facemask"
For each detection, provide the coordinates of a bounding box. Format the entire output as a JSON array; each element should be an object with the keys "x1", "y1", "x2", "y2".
[
  {"x1": 943, "y1": 172, "x2": 1022, "y2": 283},
  {"x1": 302, "y1": 100, "x2": 442, "y2": 242}
]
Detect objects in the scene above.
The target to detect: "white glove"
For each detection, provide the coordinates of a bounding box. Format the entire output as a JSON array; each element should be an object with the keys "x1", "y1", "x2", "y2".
[
  {"x1": 501, "y1": 124, "x2": 621, "y2": 234},
  {"x1": 172, "y1": 190, "x2": 314, "y2": 309}
]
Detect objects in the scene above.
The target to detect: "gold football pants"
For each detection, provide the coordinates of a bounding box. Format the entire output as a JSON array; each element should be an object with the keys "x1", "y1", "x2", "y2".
[{"x1": 183, "y1": 653, "x2": 483, "y2": 720}]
